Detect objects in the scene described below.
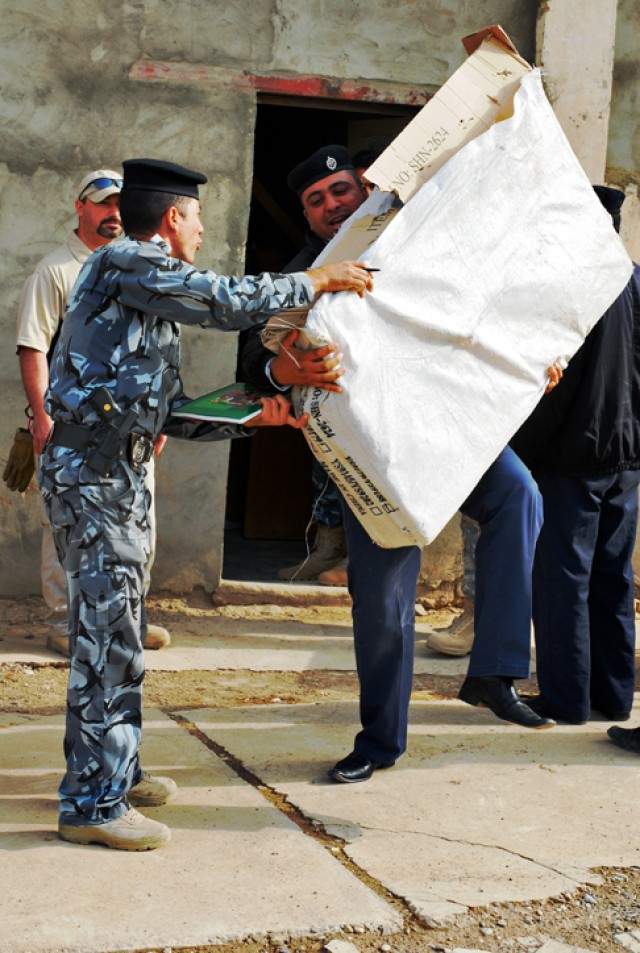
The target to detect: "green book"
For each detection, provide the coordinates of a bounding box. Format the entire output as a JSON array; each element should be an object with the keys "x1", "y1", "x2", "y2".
[{"x1": 172, "y1": 382, "x2": 263, "y2": 424}]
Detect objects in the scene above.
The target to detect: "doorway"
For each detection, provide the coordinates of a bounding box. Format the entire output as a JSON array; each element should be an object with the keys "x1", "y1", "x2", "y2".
[{"x1": 222, "y1": 97, "x2": 416, "y2": 583}]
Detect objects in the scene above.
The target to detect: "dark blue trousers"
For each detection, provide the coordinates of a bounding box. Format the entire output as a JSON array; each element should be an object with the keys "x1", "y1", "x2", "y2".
[
  {"x1": 532, "y1": 469, "x2": 639, "y2": 722},
  {"x1": 343, "y1": 446, "x2": 542, "y2": 763}
]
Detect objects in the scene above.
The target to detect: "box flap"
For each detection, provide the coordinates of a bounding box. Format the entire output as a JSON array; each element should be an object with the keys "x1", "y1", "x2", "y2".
[
  {"x1": 364, "y1": 28, "x2": 531, "y2": 203},
  {"x1": 462, "y1": 24, "x2": 522, "y2": 58}
]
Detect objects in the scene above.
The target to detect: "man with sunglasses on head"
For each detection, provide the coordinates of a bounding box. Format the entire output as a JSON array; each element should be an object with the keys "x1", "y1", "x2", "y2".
[{"x1": 14, "y1": 170, "x2": 171, "y2": 655}]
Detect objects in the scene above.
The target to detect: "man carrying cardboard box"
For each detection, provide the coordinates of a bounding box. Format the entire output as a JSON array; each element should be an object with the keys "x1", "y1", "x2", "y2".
[
  {"x1": 329, "y1": 428, "x2": 561, "y2": 782},
  {"x1": 285, "y1": 29, "x2": 629, "y2": 782},
  {"x1": 241, "y1": 145, "x2": 369, "y2": 584}
]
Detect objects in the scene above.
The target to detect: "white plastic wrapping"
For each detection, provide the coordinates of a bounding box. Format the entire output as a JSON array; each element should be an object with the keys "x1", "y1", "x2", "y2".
[{"x1": 297, "y1": 70, "x2": 632, "y2": 548}]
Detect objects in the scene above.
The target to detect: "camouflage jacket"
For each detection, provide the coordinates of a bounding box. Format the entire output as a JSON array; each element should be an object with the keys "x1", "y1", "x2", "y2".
[{"x1": 45, "y1": 235, "x2": 314, "y2": 440}]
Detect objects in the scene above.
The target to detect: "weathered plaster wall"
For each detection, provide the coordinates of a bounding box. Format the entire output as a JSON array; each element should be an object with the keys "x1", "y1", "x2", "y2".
[
  {"x1": 140, "y1": 0, "x2": 536, "y2": 83},
  {"x1": 536, "y1": 0, "x2": 640, "y2": 261},
  {"x1": 267, "y1": 1, "x2": 536, "y2": 84},
  {"x1": 536, "y1": 0, "x2": 618, "y2": 183}
]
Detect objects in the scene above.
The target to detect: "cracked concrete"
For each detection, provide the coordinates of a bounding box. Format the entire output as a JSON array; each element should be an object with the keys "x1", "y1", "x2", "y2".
[
  {"x1": 0, "y1": 709, "x2": 401, "y2": 953},
  {"x1": 1, "y1": 619, "x2": 639, "y2": 952},
  {"x1": 184, "y1": 699, "x2": 640, "y2": 922}
]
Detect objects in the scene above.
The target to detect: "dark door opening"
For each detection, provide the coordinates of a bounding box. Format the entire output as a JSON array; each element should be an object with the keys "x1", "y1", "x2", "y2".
[{"x1": 222, "y1": 97, "x2": 416, "y2": 583}]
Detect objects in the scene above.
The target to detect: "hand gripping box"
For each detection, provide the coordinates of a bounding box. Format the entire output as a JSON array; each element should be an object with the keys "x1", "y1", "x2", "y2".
[{"x1": 294, "y1": 29, "x2": 632, "y2": 549}]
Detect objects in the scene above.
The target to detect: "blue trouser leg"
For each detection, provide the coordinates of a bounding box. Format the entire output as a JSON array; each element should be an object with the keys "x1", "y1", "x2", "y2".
[
  {"x1": 461, "y1": 447, "x2": 543, "y2": 679},
  {"x1": 41, "y1": 455, "x2": 150, "y2": 825},
  {"x1": 311, "y1": 457, "x2": 344, "y2": 529},
  {"x1": 342, "y1": 446, "x2": 541, "y2": 759},
  {"x1": 533, "y1": 470, "x2": 639, "y2": 720},
  {"x1": 342, "y1": 502, "x2": 421, "y2": 764},
  {"x1": 588, "y1": 471, "x2": 639, "y2": 713}
]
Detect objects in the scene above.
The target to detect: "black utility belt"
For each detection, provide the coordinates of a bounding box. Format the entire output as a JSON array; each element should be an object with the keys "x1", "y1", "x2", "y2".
[{"x1": 49, "y1": 422, "x2": 154, "y2": 476}]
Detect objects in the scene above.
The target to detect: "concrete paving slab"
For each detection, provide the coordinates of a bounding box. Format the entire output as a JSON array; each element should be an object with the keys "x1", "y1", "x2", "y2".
[
  {"x1": 0, "y1": 613, "x2": 473, "y2": 676},
  {"x1": 4, "y1": 602, "x2": 639, "y2": 677},
  {"x1": 186, "y1": 695, "x2": 640, "y2": 921},
  {"x1": 3, "y1": 607, "x2": 639, "y2": 952},
  {"x1": 615, "y1": 932, "x2": 640, "y2": 952},
  {"x1": 324, "y1": 941, "x2": 360, "y2": 953},
  {"x1": 537, "y1": 943, "x2": 599, "y2": 953},
  {"x1": 0, "y1": 710, "x2": 400, "y2": 953}
]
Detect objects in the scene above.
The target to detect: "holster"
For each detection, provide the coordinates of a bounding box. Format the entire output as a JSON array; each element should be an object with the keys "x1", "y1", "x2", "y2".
[
  {"x1": 47, "y1": 387, "x2": 155, "y2": 477},
  {"x1": 49, "y1": 423, "x2": 154, "y2": 478}
]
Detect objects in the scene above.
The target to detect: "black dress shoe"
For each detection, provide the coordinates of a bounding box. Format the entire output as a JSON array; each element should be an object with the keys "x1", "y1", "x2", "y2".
[
  {"x1": 607, "y1": 726, "x2": 640, "y2": 753},
  {"x1": 525, "y1": 694, "x2": 587, "y2": 726},
  {"x1": 592, "y1": 707, "x2": 631, "y2": 722},
  {"x1": 459, "y1": 676, "x2": 556, "y2": 729},
  {"x1": 328, "y1": 751, "x2": 395, "y2": 783}
]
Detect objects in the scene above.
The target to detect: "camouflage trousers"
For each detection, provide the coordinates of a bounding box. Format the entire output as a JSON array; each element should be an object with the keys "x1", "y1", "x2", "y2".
[
  {"x1": 40, "y1": 455, "x2": 159, "y2": 617},
  {"x1": 40, "y1": 448, "x2": 150, "y2": 825}
]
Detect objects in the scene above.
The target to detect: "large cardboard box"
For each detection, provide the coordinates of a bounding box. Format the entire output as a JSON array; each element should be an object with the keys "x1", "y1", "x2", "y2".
[
  {"x1": 314, "y1": 25, "x2": 531, "y2": 269},
  {"x1": 263, "y1": 27, "x2": 530, "y2": 353},
  {"x1": 365, "y1": 26, "x2": 531, "y2": 203},
  {"x1": 293, "y1": 31, "x2": 632, "y2": 548}
]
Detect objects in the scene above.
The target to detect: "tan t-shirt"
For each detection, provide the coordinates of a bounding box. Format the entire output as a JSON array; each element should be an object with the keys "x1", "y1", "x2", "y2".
[{"x1": 16, "y1": 231, "x2": 91, "y2": 353}]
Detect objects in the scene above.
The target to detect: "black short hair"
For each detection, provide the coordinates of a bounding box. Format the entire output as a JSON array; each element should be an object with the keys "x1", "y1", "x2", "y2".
[
  {"x1": 593, "y1": 185, "x2": 625, "y2": 233},
  {"x1": 352, "y1": 148, "x2": 381, "y2": 169},
  {"x1": 119, "y1": 189, "x2": 191, "y2": 235}
]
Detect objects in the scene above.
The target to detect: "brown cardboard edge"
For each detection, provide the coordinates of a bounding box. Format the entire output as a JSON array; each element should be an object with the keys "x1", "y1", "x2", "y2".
[{"x1": 462, "y1": 24, "x2": 518, "y2": 56}]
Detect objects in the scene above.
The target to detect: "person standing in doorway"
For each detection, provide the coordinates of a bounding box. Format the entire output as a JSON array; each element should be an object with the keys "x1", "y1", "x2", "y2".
[{"x1": 241, "y1": 145, "x2": 369, "y2": 585}]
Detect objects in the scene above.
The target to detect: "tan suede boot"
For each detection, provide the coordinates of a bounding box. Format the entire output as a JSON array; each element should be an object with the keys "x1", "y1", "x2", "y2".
[
  {"x1": 425, "y1": 600, "x2": 475, "y2": 657},
  {"x1": 47, "y1": 624, "x2": 170, "y2": 655},
  {"x1": 46, "y1": 631, "x2": 69, "y2": 658},
  {"x1": 317, "y1": 556, "x2": 348, "y2": 586},
  {"x1": 58, "y1": 808, "x2": 170, "y2": 851},
  {"x1": 278, "y1": 525, "x2": 347, "y2": 581},
  {"x1": 145, "y1": 623, "x2": 171, "y2": 649}
]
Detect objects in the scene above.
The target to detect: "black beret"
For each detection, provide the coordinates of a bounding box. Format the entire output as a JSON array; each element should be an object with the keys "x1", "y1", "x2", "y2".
[
  {"x1": 122, "y1": 158, "x2": 208, "y2": 199},
  {"x1": 287, "y1": 145, "x2": 355, "y2": 197},
  {"x1": 593, "y1": 185, "x2": 626, "y2": 216}
]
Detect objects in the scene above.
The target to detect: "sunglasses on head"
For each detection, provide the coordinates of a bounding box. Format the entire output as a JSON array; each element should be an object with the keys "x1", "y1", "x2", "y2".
[{"x1": 79, "y1": 177, "x2": 123, "y2": 200}]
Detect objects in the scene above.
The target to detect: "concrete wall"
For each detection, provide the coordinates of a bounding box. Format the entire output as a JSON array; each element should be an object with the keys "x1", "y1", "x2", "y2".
[
  {"x1": 0, "y1": 0, "x2": 637, "y2": 598},
  {"x1": 537, "y1": 0, "x2": 640, "y2": 258},
  {"x1": 536, "y1": 0, "x2": 618, "y2": 183}
]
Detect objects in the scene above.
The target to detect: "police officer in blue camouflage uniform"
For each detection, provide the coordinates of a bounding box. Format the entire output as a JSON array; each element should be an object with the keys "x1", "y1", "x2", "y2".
[{"x1": 40, "y1": 158, "x2": 373, "y2": 850}]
